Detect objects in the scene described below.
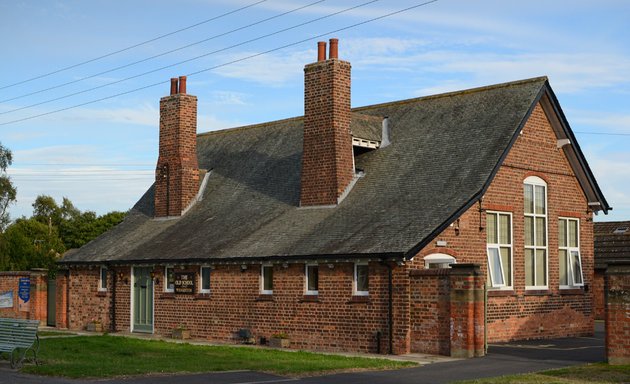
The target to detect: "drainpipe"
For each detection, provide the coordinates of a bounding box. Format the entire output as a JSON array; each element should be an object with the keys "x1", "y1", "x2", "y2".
[
  {"x1": 383, "y1": 260, "x2": 394, "y2": 355},
  {"x1": 111, "y1": 266, "x2": 117, "y2": 332},
  {"x1": 484, "y1": 283, "x2": 488, "y2": 354}
]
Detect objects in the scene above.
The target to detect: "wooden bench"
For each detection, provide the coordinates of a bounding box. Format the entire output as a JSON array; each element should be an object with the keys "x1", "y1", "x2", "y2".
[{"x1": 0, "y1": 318, "x2": 40, "y2": 369}]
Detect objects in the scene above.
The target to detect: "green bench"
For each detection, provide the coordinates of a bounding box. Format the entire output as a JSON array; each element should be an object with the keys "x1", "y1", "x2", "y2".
[{"x1": 0, "y1": 318, "x2": 40, "y2": 368}]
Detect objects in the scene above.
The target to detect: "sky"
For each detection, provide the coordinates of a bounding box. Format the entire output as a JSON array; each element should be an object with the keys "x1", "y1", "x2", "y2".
[{"x1": 0, "y1": 0, "x2": 629, "y2": 223}]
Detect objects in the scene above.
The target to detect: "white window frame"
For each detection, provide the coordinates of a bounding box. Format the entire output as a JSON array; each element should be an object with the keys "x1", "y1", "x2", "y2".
[
  {"x1": 423, "y1": 253, "x2": 456, "y2": 269},
  {"x1": 199, "y1": 266, "x2": 211, "y2": 294},
  {"x1": 164, "y1": 266, "x2": 175, "y2": 293},
  {"x1": 353, "y1": 262, "x2": 369, "y2": 296},
  {"x1": 559, "y1": 217, "x2": 584, "y2": 288},
  {"x1": 260, "y1": 264, "x2": 273, "y2": 295},
  {"x1": 486, "y1": 211, "x2": 513, "y2": 289},
  {"x1": 305, "y1": 263, "x2": 319, "y2": 295},
  {"x1": 99, "y1": 266, "x2": 107, "y2": 292},
  {"x1": 524, "y1": 176, "x2": 548, "y2": 289}
]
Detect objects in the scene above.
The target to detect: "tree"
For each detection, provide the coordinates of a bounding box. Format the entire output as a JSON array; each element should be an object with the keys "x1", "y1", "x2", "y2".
[
  {"x1": 0, "y1": 218, "x2": 64, "y2": 272},
  {"x1": 0, "y1": 142, "x2": 16, "y2": 232},
  {"x1": 32, "y1": 195, "x2": 62, "y2": 228}
]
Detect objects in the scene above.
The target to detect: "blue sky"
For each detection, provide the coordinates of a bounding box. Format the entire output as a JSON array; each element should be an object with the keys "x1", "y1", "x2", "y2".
[{"x1": 1, "y1": 0, "x2": 629, "y2": 222}]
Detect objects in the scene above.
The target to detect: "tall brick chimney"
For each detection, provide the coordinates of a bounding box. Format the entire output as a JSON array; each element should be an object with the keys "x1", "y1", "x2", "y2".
[
  {"x1": 300, "y1": 38, "x2": 354, "y2": 207},
  {"x1": 155, "y1": 76, "x2": 199, "y2": 217}
]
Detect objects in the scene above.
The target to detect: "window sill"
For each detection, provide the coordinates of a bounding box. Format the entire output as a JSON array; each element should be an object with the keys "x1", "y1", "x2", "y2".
[
  {"x1": 96, "y1": 291, "x2": 107, "y2": 297},
  {"x1": 195, "y1": 293, "x2": 212, "y2": 300},
  {"x1": 487, "y1": 289, "x2": 516, "y2": 297},
  {"x1": 162, "y1": 292, "x2": 176, "y2": 299},
  {"x1": 523, "y1": 289, "x2": 550, "y2": 296},
  {"x1": 348, "y1": 295, "x2": 370, "y2": 304},
  {"x1": 559, "y1": 288, "x2": 584, "y2": 295},
  {"x1": 300, "y1": 295, "x2": 320, "y2": 303},
  {"x1": 256, "y1": 294, "x2": 274, "y2": 302}
]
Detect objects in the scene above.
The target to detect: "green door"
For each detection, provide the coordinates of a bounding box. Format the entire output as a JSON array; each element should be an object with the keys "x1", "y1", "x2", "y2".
[{"x1": 133, "y1": 267, "x2": 153, "y2": 333}]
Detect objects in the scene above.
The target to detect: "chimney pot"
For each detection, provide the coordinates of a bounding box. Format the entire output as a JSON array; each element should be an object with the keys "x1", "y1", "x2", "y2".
[
  {"x1": 178, "y1": 76, "x2": 187, "y2": 94},
  {"x1": 329, "y1": 38, "x2": 339, "y2": 59},
  {"x1": 170, "y1": 78, "x2": 178, "y2": 95},
  {"x1": 317, "y1": 41, "x2": 327, "y2": 61}
]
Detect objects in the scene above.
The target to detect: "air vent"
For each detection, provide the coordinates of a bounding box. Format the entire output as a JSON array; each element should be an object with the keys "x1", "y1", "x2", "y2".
[{"x1": 613, "y1": 227, "x2": 629, "y2": 234}]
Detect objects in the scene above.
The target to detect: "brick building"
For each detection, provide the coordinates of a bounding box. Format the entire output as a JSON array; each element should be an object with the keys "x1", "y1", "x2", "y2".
[
  {"x1": 58, "y1": 39, "x2": 610, "y2": 356},
  {"x1": 593, "y1": 221, "x2": 630, "y2": 320}
]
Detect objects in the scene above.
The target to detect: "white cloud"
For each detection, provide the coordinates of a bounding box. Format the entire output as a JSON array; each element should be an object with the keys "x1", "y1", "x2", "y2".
[{"x1": 214, "y1": 49, "x2": 312, "y2": 86}]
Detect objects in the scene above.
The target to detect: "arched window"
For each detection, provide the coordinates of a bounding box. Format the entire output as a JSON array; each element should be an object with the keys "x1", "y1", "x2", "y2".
[
  {"x1": 524, "y1": 176, "x2": 548, "y2": 288},
  {"x1": 424, "y1": 253, "x2": 456, "y2": 269}
]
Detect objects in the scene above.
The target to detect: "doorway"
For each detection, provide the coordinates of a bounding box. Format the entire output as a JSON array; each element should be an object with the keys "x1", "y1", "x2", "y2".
[{"x1": 132, "y1": 267, "x2": 153, "y2": 333}]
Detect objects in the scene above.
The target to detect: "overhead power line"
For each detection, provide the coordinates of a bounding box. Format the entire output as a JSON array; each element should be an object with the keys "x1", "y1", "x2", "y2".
[
  {"x1": 0, "y1": 0, "x2": 377, "y2": 116},
  {"x1": 574, "y1": 131, "x2": 630, "y2": 137},
  {"x1": 0, "y1": 0, "x2": 439, "y2": 126},
  {"x1": 0, "y1": 0, "x2": 327, "y2": 104},
  {"x1": 0, "y1": 0, "x2": 267, "y2": 91}
]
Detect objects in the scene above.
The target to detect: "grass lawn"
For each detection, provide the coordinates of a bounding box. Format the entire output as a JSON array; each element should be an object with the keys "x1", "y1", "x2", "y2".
[
  {"x1": 21, "y1": 335, "x2": 415, "y2": 378},
  {"x1": 455, "y1": 363, "x2": 630, "y2": 383}
]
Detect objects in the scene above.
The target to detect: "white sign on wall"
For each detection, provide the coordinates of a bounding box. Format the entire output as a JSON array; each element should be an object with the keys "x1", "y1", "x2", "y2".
[{"x1": 0, "y1": 290, "x2": 13, "y2": 308}]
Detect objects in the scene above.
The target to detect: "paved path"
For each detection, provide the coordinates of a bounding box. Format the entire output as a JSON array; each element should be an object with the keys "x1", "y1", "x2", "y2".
[{"x1": 0, "y1": 323, "x2": 605, "y2": 384}]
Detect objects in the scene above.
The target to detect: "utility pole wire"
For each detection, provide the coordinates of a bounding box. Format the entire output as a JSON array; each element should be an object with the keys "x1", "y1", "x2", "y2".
[
  {"x1": 0, "y1": 0, "x2": 377, "y2": 116},
  {"x1": 0, "y1": 0, "x2": 439, "y2": 126},
  {"x1": 0, "y1": 0, "x2": 266, "y2": 90},
  {"x1": 0, "y1": 0, "x2": 326, "y2": 104}
]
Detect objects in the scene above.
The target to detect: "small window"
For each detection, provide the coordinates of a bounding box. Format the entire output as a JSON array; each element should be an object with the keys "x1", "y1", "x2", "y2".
[
  {"x1": 613, "y1": 227, "x2": 628, "y2": 234},
  {"x1": 200, "y1": 266, "x2": 211, "y2": 293},
  {"x1": 164, "y1": 267, "x2": 174, "y2": 292},
  {"x1": 354, "y1": 263, "x2": 369, "y2": 296},
  {"x1": 524, "y1": 176, "x2": 548, "y2": 288},
  {"x1": 487, "y1": 246, "x2": 505, "y2": 287},
  {"x1": 305, "y1": 264, "x2": 319, "y2": 295},
  {"x1": 423, "y1": 253, "x2": 456, "y2": 269},
  {"x1": 261, "y1": 265, "x2": 273, "y2": 295},
  {"x1": 99, "y1": 267, "x2": 107, "y2": 291},
  {"x1": 559, "y1": 218, "x2": 583, "y2": 288}
]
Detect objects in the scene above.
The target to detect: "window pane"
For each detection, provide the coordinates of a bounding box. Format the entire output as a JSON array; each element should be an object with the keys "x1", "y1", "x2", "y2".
[
  {"x1": 166, "y1": 268, "x2": 174, "y2": 291},
  {"x1": 571, "y1": 251, "x2": 583, "y2": 285},
  {"x1": 488, "y1": 247, "x2": 504, "y2": 287},
  {"x1": 263, "y1": 266, "x2": 273, "y2": 291},
  {"x1": 536, "y1": 249, "x2": 547, "y2": 286},
  {"x1": 499, "y1": 214, "x2": 510, "y2": 244},
  {"x1": 525, "y1": 217, "x2": 534, "y2": 246},
  {"x1": 535, "y1": 185, "x2": 546, "y2": 214},
  {"x1": 568, "y1": 220, "x2": 578, "y2": 247},
  {"x1": 100, "y1": 268, "x2": 107, "y2": 290},
  {"x1": 487, "y1": 213, "x2": 497, "y2": 243},
  {"x1": 201, "y1": 267, "x2": 210, "y2": 291},
  {"x1": 559, "y1": 250, "x2": 568, "y2": 285},
  {"x1": 356, "y1": 265, "x2": 369, "y2": 292},
  {"x1": 524, "y1": 184, "x2": 534, "y2": 214},
  {"x1": 525, "y1": 249, "x2": 534, "y2": 286},
  {"x1": 559, "y1": 219, "x2": 567, "y2": 247},
  {"x1": 307, "y1": 265, "x2": 318, "y2": 292},
  {"x1": 536, "y1": 217, "x2": 546, "y2": 246},
  {"x1": 500, "y1": 247, "x2": 511, "y2": 286}
]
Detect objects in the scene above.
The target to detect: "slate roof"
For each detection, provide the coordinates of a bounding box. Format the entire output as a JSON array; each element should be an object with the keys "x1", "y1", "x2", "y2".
[
  {"x1": 60, "y1": 77, "x2": 608, "y2": 265},
  {"x1": 594, "y1": 221, "x2": 630, "y2": 267}
]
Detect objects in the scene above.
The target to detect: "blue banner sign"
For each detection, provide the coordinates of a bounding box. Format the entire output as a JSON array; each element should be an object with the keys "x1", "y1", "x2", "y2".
[{"x1": 18, "y1": 277, "x2": 30, "y2": 303}]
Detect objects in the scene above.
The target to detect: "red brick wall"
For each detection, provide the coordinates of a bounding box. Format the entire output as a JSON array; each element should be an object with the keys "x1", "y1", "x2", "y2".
[
  {"x1": 0, "y1": 270, "x2": 48, "y2": 323},
  {"x1": 413, "y1": 102, "x2": 594, "y2": 343},
  {"x1": 155, "y1": 91, "x2": 199, "y2": 217},
  {"x1": 409, "y1": 269, "x2": 451, "y2": 355},
  {"x1": 66, "y1": 267, "x2": 110, "y2": 330},
  {"x1": 605, "y1": 262, "x2": 630, "y2": 365},
  {"x1": 67, "y1": 262, "x2": 404, "y2": 354},
  {"x1": 593, "y1": 268, "x2": 605, "y2": 320},
  {"x1": 300, "y1": 55, "x2": 354, "y2": 206}
]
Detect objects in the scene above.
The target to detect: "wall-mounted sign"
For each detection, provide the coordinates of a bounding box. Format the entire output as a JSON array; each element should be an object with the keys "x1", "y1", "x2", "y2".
[
  {"x1": 174, "y1": 271, "x2": 195, "y2": 294},
  {"x1": 0, "y1": 291, "x2": 13, "y2": 308},
  {"x1": 18, "y1": 277, "x2": 30, "y2": 312}
]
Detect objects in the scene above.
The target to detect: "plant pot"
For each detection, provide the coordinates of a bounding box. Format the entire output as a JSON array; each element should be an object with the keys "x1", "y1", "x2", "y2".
[
  {"x1": 172, "y1": 329, "x2": 190, "y2": 340},
  {"x1": 269, "y1": 337, "x2": 290, "y2": 348},
  {"x1": 87, "y1": 322, "x2": 103, "y2": 332}
]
